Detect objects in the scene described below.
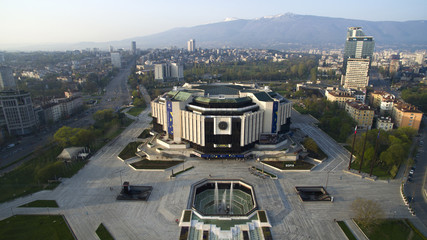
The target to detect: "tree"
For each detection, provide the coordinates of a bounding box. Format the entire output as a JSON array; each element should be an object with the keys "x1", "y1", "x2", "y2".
[
  {"x1": 54, "y1": 126, "x2": 80, "y2": 147},
  {"x1": 93, "y1": 109, "x2": 115, "y2": 122},
  {"x1": 351, "y1": 198, "x2": 385, "y2": 233}
]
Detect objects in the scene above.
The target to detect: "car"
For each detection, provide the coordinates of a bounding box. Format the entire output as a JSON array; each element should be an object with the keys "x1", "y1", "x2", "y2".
[
  {"x1": 408, "y1": 177, "x2": 413, "y2": 183},
  {"x1": 409, "y1": 169, "x2": 414, "y2": 175}
]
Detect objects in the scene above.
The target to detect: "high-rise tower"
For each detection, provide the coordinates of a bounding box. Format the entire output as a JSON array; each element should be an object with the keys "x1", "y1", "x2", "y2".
[
  {"x1": 187, "y1": 39, "x2": 196, "y2": 52},
  {"x1": 131, "y1": 41, "x2": 136, "y2": 55},
  {"x1": 342, "y1": 27, "x2": 375, "y2": 90}
]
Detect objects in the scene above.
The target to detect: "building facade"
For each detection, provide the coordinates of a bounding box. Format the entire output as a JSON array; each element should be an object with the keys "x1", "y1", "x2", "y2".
[
  {"x1": 151, "y1": 83, "x2": 292, "y2": 157},
  {"x1": 154, "y1": 63, "x2": 184, "y2": 81},
  {"x1": 341, "y1": 58, "x2": 370, "y2": 89},
  {"x1": 131, "y1": 41, "x2": 136, "y2": 55},
  {"x1": 325, "y1": 90, "x2": 356, "y2": 108},
  {"x1": 0, "y1": 66, "x2": 16, "y2": 90},
  {"x1": 370, "y1": 91, "x2": 395, "y2": 115},
  {"x1": 392, "y1": 101, "x2": 423, "y2": 131},
  {"x1": 111, "y1": 52, "x2": 121, "y2": 68},
  {"x1": 342, "y1": 27, "x2": 375, "y2": 90},
  {"x1": 376, "y1": 116, "x2": 394, "y2": 131},
  {"x1": 187, "y1": 39, "x2": 196, "y2": 52},
  {"x1": 345, "y1": 100, "x2": 374, "y2": 129},
  {"x1": 0, "y1": 90, "x2": 37, "y2": 135}
]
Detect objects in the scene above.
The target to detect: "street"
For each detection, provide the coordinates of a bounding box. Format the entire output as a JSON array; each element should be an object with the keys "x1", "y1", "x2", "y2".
[{"x1": 0, "y1": 59, "x2": 134, "y2": 174}]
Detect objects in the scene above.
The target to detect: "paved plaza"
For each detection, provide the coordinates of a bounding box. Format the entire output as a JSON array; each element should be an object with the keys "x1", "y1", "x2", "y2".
[{"x1": 0, "y1": 108, "x2": 420, "y2": 239}]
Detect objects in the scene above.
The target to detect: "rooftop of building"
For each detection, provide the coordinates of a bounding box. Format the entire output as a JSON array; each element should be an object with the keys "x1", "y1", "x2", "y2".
[
  {"x1": 394, "y1": 101, "x2": 422, "y2": 113},
  {"x1": 346, "y1": 100, "x2": 373, "y2": 111},
  {"x1": 327, "y1": 90, "x2": 354, "y2": 97}
]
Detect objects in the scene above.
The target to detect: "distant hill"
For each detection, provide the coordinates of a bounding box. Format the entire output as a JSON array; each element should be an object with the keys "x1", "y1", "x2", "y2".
[
  {"x1": 15, "y1": 13, "x2": 427, "y2": 51},
  {"x1": 109, "y1": 13, "x2": 427, "y2": 50}
]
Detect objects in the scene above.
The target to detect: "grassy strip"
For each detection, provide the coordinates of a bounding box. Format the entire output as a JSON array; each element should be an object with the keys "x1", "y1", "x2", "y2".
[
  {"x1": 171, "y1": 166, "x2": 194, "y2": 177},
  {"x1": 118, "y1": 142, "x2": 140, "y2": 160},
  {"x1": 0, "y1": 215, "x2": 74, "y2": 240},
  {"x1": 18, "y1": 200, "x2": 59, "y2": 208},
  {"x1": 262, "y1": 160, "x2": 314, "y2": 170},
  {"x1": 138, "y1": 129, "x2": 151, "y2": 139},
  {"x1": 350, "y1": 162, "x2": 390, "y2": 179},
  {"x1": 96, "y1": 223, "x2": 115, "y2": 240},
  {"x1": 258, "y1": 211, "x2": 268, "y2": 222},
  {"x1": 262, "y1": 227, "x2": 273, "y2": 240},
  {"x1": 131, "y1": 160, "x2": 183, "y2": 169},
  {"x1": 0, "y1": 151, "x2": 34, "y2": 171},
  {"x1": 127, "y1": 106, "x2": 145, "y2": 116},
  {"x1": 356, "y1": 219, "x2": 425, "y2": 240},
  {"x1": 337, "y1": 221, "x2": 357, "y2": 240},
  {"x1": 252, "y1": 166, "x2": 277, "y2": 178},
  {"x1": 405, "y1": 219, "x2": 427, "y2": 240},
  {"x1": 183, "y1": 210, "x2": 192, "y2": 222}
]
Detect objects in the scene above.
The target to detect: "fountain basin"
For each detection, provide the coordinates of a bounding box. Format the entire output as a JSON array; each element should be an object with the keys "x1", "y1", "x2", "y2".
[{"x1": 190, "y1": 179, "x2": 257, "y2": 217}]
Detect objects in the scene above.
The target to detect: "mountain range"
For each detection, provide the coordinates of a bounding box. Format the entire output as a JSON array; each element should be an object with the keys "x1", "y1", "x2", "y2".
[{"x1": 16, "y1": 13, "x2": 427, "y2": 51}]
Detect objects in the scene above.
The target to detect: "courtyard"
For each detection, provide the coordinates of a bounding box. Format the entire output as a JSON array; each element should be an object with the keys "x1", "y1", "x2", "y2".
[{"x1": 0, "y1": 108, "x2": 419, "y2": 239}]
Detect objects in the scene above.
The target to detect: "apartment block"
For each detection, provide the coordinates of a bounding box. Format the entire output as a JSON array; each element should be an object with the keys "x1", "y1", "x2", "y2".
[
  {"x1": 345, "y1": 100, "x2": 374, "y2": 129},
  {"x1": 392, "y1": 101, "x2": 423, "y2": 131}
]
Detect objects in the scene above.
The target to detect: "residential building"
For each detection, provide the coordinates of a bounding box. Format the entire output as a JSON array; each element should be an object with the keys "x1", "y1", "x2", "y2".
[
  {"x1": 370, "y1": 91, "x2": 395, "y2": 115},
  {"x1": 376, "y1": 116, "x2": 394, "y2": 131},
  {"x1": 151, "y1": 83, "x2": 292, "y2": 157},
  {"x1": 325, "y1": 89, "x2": 355, "y2": 108},
  {"x1": 345, "y1": 100, "x2": 374, "y2": 129},
  {"x1": 187, "y1": 39, "x2": 196, "y2": 52},
  {"x1": 0, "y1": 66, "x2": 16, "y2": 90},
  {"x1": 41, "y1": 96, "x2": 83, "y2": 124},
  {"x1": 111, "y1": 52, "x2": 121, "y2": 68},
  {"x1": 0, "y1": 90, "x2": 37, "y2": 135},
  {"x1": 392, "y1": 101, "x2": 423, "y2": 131}
]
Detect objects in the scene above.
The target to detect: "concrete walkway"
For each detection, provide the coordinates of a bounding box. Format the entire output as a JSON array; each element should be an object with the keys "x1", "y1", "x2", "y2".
[{"x1": 343, "y1": 220, "x2": 369, "y2": 240}]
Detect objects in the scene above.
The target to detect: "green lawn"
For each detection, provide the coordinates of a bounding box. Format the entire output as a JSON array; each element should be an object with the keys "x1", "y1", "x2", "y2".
[
  {"x1": 350, "y1": 162, "x2": 391, "y2": 179},
  {"x1": 131, "y1": 160, "x2": 183, "y2": 169},
  {"x1": 337, "y1": 221, "x2": 357, "y2": 240},
  {"x1": 96, "y1": 223, "x2": 114, "y2": 240},
  {"x1": 0, "y1": 215, "x2": 75, "y2": 240},
  {"x1": 171, "y1": 166, "x2": 194, "y2": 177},
  {"x1": 18, "y1": 200, "x2": 59, "y2": 208},
  {"x1": 118, "y1": 142, "x2": 141, "y2": 160},
  {"x1": 127, "y1": 106, "x2": 145, "y2": 116},
  {"x1": 356, "y1": 219, "x2": 426, "y2": 240},
  {"x1": 0, "y1": 145, "x2": 88, "y2": 203}
]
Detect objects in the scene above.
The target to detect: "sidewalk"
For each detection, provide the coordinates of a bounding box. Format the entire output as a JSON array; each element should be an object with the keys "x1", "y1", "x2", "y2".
[{"x1": 343, "y1": 219, "x2": 369, "y2": 240}]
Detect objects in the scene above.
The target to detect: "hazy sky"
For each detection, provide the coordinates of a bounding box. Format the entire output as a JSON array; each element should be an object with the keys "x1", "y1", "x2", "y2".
[{"x1": 1, "y1": 0, "x2": 426, "y2": 46}]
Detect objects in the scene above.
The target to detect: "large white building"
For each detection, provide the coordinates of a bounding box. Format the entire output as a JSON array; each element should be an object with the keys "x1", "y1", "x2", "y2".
[
  {"x1": 187, "y1": 39, "x2": 196, "y2": 52},
  {"x1": 341, "y1": 58, "x2": 370, "y2": 89},
  {"x1": 154, "y1": 63, "x2": 184, "y2": 81},
  {"x1": 110, "y1": 52, "x2": 121, "y2": 68},
  {"x1": 0, "y1": 90, "x2": 37, "y2": 135},
  {"x1": 151, "y1": 83, "x2": 292, "y2": 157}
]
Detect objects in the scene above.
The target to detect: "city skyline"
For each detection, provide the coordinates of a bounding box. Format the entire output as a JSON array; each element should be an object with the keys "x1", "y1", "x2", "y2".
[{"x1": 1, "y1": 0, "x2": 427, "y2": 48}]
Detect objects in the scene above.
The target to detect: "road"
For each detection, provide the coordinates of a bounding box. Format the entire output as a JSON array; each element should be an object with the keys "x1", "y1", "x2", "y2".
[
  {"x1": 404, "y1": 117, "x2": 427, "y2": 225},
  {"x1": 0, "y1": 59, "x2": 135, "y2": 174}
]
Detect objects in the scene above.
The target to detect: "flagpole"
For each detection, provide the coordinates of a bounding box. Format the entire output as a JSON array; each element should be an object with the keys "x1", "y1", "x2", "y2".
[{"x1": 348, "y1": 126, "x2": 357, "y2": 170}]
